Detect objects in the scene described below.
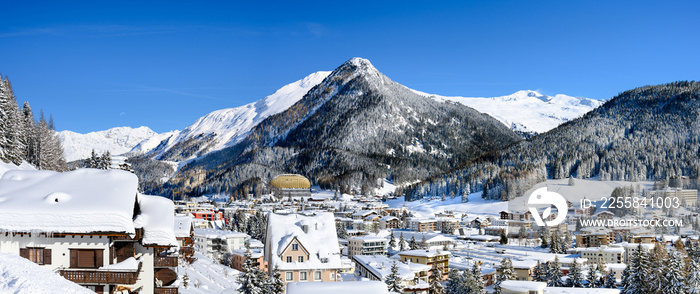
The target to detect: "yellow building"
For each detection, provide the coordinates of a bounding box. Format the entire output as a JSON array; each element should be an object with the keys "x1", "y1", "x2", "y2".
[{"x1": 270, "y1": 174, "x2": 311, "y2": 199}]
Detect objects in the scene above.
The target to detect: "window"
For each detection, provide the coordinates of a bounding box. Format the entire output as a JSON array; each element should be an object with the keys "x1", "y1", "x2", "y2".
[
  {"x1": 69, "y1": 249, "x2": 103, "y2": 268},
  {"x1": 300, "y1": 272, "x2": 307, "y2": 281},
  {"x1": 286, "y1": 272, "x2": 293, "y2": 281},
  {"x1": 314, "y1": 271, "x2": 322, "y2": 281},
  {"x1": 286, "y1": 256, "x2": 292, "y2": 263},
  {"x1": 292, "y1": 244, "x2": 299, "y2": 251},
  {"x1": 298, "y1": 256, "x2": 304, "y2": 262},
  {"x1": 20, "y1": 248, "x2": 51, "y2": 265}
]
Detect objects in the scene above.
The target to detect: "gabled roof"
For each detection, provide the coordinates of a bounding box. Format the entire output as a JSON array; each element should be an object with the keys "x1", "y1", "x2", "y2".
[{"x1": 265, "y1": 213, "x2": 342, "y2": 270}]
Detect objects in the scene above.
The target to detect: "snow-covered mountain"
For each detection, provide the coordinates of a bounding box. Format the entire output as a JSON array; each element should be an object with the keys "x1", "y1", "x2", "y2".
[
  {"x1": 58, "y1": 126, "x2": 158, "y2": 161},
  {"x1": 142, "y1": 71, "x2": 331, "y2": 162},
  {"x1": 416, "y1": 90, "x2": 603, "y2": 133}
]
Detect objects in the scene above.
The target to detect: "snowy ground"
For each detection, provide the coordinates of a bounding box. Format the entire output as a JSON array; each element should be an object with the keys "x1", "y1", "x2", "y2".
[
  {"x1": 0, "y1": 252, "x2": 94, "y2": 294},
  {"x1": 385, "y1": 192, "x2": 507, "y2": 218},
  {"x1": 0, "y1": 160, "x2": 35, "y2": 178},
  {"x1": 178, "y1": 252, "x2": 241, "y2": 294}
]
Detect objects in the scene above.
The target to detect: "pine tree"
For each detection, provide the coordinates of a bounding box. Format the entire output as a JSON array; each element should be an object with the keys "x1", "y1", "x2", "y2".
[
  {"x1": 429, "y1": 264, "x2": 445, "y2": 294},
  {"x1": 409, "y1": 235, "x2": 418, "y2": 250},
  {"x1": 567, "y1": 259, "x2": 584, "y2": 287},
  {"x1": 621, "y1": 243, "x2": 649, "y2": 294},
  {"x1": 265, "y1": 265, "x2": 284, "y2": 294},
  {"x1": 495, "y1": 258, "x2": 515, "y2": 294},
  {"x1": 445, "y1": 269, "x2": 462, "y2": 294},
  {"x1": 389, "y1": 232, "x2": 397, "y2": 250},
  {"x1": 604, "y1": 272, "x2": 617, "y2": 289},
  {"x1": 399, "y1": 232, "x2": 407, "y2": 251},
  {"x1": 499, "y1": 230, "x2": 508, "y2": 245},
  {"x1": 420, "y1": 235, "x2": 428, "y2": 249},
  {"x1": 471, "y1": 262, "x2": 485, "y2": 294},
  {"x1": 533, "y1": 260, "x2": 548, "y2": 282},
  {"x1": 0, "y1": 76, "x2": 24, "y2": 165},
  {"x1": 688, "y1": 258, "x2": 700, "y2": 294},
  {"x1": 661, "y1": 250, "x2": 687, "y2": 294},
  {"x1": 385, "y1": 261, "x2": 404, "y2": 293},
  {"x1": 547, "y1": 256, "x2": 565, "y2": 287},
  {"x1": 237, "y1": 249, "x2": 264, "y2": 294},
  {"x1": 586, "y1": 262, "x2": 598, "y2": 288},
  {"x1": 100, "y1": 150, "x2": 111, "y2": 169},
  {"x1": 21, "y1": 102, "x2": 36, "y2": 164}
]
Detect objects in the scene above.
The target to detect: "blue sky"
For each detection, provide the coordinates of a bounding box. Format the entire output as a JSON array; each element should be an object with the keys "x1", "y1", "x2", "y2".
[{"x1": 1, "y1": 1, "x2": 698, "y2": 133}]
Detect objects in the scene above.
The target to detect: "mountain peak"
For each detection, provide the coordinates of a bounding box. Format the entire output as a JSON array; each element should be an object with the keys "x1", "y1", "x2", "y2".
[
  {"x1": 334, "y1": 57, "x2": 379, "y2": 75},
  {"x1": 510, "y1": 90, "x2": 551, "y2": 102}
]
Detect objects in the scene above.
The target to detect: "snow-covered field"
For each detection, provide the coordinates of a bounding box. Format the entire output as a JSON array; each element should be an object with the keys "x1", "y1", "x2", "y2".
[
  {"x1": 178, "y1": 252, "x2": 240, "y2": 294},
  {"x1": 58, "y1": 126, "x2": 157, "y2": 161},
  {"x1": 0, "y1": 252, "x2": 94, "y2": 294},
  {"x1": 0, "y1": 160, "x2": 35, "y2": 178},
  {"x1": 386, "y1": 192, "x2": 507, "y2": 218}
]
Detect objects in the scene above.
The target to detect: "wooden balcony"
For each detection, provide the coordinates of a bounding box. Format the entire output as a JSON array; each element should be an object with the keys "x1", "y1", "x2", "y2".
[
  {"x1": 59, "y1": 263, "x2": 141, "y2": 285},
  {"x1": 155, "y1": 287, "x2": 179, "y2": 294},
  {"x1": 154, "y1": 256, "x2": 179, "y2": 267},
  {"x1": 111, "y1": 228, "x2": 143, "y2": 241}
]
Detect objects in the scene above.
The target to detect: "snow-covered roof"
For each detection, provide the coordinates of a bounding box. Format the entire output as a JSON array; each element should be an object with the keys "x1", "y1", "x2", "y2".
[
  {"x1": 99, "y1": 257, "x2": 140, "y2": 271},
  {"x1": 173, "y1": 214, "x2": 193, "y2": 238},
  {"x1": 398, "y1": 249, "x2": 450, "y2": 258},
  {"x1": 133, "y1": 194, "x2": 178, "y2": 247},
  {"x1": 545, "y1": 287, "x2": 620, "y2": 293},
  {"x1": 500, "y1": 280, "x2": 546, "y2": 291},
  {"x1": 0, "y1": 169, "x2": 138, "y2": 234},
  {"x1": 287, "y1": 281, "x2": 388, "y2": 294},
  {"x1": 353, "y1": 255, "x2": 429, "y2": 281},
  {"x1": 512, "y1": 259, "x2": 538, "y2": 269},
  {"x1": 265, "y1": 213, "x2": 342, "y2": 270},
  {"x1": 349, "y1": 235, "x2": 386, "y2": 243},
  {"x1": 0, "y1": 252, "x2": 95, "y2": 294}
]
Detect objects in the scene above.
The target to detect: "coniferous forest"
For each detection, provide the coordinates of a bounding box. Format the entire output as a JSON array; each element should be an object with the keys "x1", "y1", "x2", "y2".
[{"x1": 0, "y1": 75, "x2": 66, "y2": 171}]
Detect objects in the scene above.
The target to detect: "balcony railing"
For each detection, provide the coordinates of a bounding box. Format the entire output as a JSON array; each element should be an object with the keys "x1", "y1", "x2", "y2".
[
  {"x1": 155, "y1": 287, "x2": 179, "y2": 294},
  {"x1": 59, "y1": 263, "x2": 142, "y2": 285},
  {"x1": 111, "y1": 228, "x2": 143, "y2": 241},
  {"x1": 155, "y1": 256, "x2": 179, "y2": 267}
]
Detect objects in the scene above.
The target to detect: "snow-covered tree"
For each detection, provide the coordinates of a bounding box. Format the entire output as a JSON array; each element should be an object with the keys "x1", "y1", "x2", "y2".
[
  {"x1": 586, "y1": 262, "x2": 598, "y2": 288},
  {"x1": 471, "y1": 262, "x2": 485, "y2": 294},
  {"x1": 687, "y1": 258, "x2": 700, "y2": 294},
  {"x1": 547, "y1": 256, "x2": 565, "y2": 287},
  {"x1": 420, "y1": 235, "x2": 428, "y2": 249},
  {"x1": 389, "y1": 232, "x2": 397, "y2": 249},
  {"x1": 533, "y1": 260, "x2": 548, "y2": 282},
  {"x1": 660, "y1": 250, "x2": 687, "y2": 294},
  {"x1": 409, "y1": 235, "x2": 418, "y2": 250},
  {"x1": 429, "y1": 264, "x2": 445, "y2": 294},
  {"x1": 265, "y1": 265, "x2": 285, "y2": 294},
  {"x1": 495, "y1": 258, "x2": 515, "y2": 294},
  {"x1": 621, "y1": 243, "x2": 649, "y2": 294},
  {"x1": 385, "y1": 261, "x2": 404, "y2": 293},
  {"x1": 237, "y1": 249, "x2": 265, "y2": 294},
  {"x1": 604, "y1": 272, "x2": 617, "y2": 289},
  {"x1": 399, "y1": 232, "x2": 407, "y2": 251},
  {"x1": 445, "y1": 269, "x2": 462, "y2": 294},
  {"x1": 567, "y1": 259, "x2": 584, "y2": 287}
]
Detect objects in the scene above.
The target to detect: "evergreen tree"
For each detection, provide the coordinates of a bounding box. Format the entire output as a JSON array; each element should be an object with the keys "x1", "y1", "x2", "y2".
[
  {"x1": 389, "y1": 232, "x2": 397, "y2": 250},
  {"x1": 21, "y1": 102, "x2": 36, "y2": 164},
  {"x1": 661, "y1": 250, "x2": 687, "y2": 294},
  {"x1": 499, "y1": 230, "x2": 508, "y2": 245},
  {"x1": 100, "y1": 150, "x2": 111, "y2": 169},
  {"x1": 265, "y1": 265, "x2": 285, "y2": 294},
  {"x1": 567, "y1": 259, "x2": 584, "y2": 287},
  {"x1": 604, "y1": 272, "x2": 617, "y2": 289},
  {"x1": 237, "y1": 249, "x2": 265, "y2": 294},
  {"x1": 495, "y1": 258, "x2": 515, "y2": 294},
  {"x1": 399, "y1": 232, "x2": 407, "y2": 251},
  {"x1": 533, "y1": 261, "x2": 548, "y2": 282},
  {"x1": 547, "y1": 256, "x2": 565, "y2": 287},
  {"x1": 429, "y1": 264, "x2": 445, "y2": 294},
  {"x1": 688, "y1": 258, "x2": 700, "y2": 294},
  {"x1": 385, "y1": 261, "x2": 404, "y2": 293},
  {"x1": 471, "y1": 262, "x2": 485, "y2": 294},
  {"x1": 586, "y1": 262, "x2": 598, "y2": 288},
  {"x1": 621, "y1": 243, "x2": 649, "y2": 294},
  {"x1": 409, "y1": 235, "x2": 418, "y2": 250},
  {"x1": 445, "y1": 269, "x2": 462, "y2": 294},
  {"x1": 0, "y1": 76, "x2": 24, "y2": 165},
  {"x1": 421, "y1": 235, "x2": 429, "y2": 249}
]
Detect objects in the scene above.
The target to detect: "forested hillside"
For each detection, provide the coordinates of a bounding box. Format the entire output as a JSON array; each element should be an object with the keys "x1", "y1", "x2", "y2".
[
  {"x1": 405, "y1": 81, "x2": 700, "y2": 201},
  {"x1": 160, "y1": 58, "x2": 521, "y2": 198}
]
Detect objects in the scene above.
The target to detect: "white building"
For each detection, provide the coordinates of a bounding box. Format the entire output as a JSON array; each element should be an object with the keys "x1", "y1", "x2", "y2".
[
  {"x1": 264, "y1": 213, "x2": 343, "y2": 285},
  {"x1": 577, "y1": 246, "x2": 624, "y2": 264},
  {"x1": 348, "y1": 235, "x2": 387, "y2": 256},
  {"x1": 0, "y1": 169, "x2": 179, "y2": 294},
  {"x1": 352, "y1": 255, "x2": 430, "y2": 294},
  {"x1": 193, "y1": 228, "x2": 249, "y2": 262}
]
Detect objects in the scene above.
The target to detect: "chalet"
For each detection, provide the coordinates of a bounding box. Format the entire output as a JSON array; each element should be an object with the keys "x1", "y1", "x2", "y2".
[
  {"x1": 231, "y1": 248, "x2": 266, "y2": 272},
  {"x1": 0, "y1": 169, "x2": 179, "y2": 294},
  {"x1": 173, "y1": 214, "x2": 194, "y2": 263},
  {"x1": 264, "y1": 213, "x2": 343, "y2": 286},
  {"x1": 378, "y1": 216, "x2": 400, "y2": 230}
]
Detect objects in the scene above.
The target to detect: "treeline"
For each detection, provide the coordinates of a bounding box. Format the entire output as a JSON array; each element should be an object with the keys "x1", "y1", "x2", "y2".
[
  {"x1": 0, "y1": 75, "x2": 66, "y2": 170},
  {"x1": 406, "y1": 81, "x2": 700, "y2": 201}
]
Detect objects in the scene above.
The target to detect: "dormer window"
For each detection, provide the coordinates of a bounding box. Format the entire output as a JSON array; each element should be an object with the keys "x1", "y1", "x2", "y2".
[{"x1": 292, "y1": 244, "x2": 299, "y2": 251}]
